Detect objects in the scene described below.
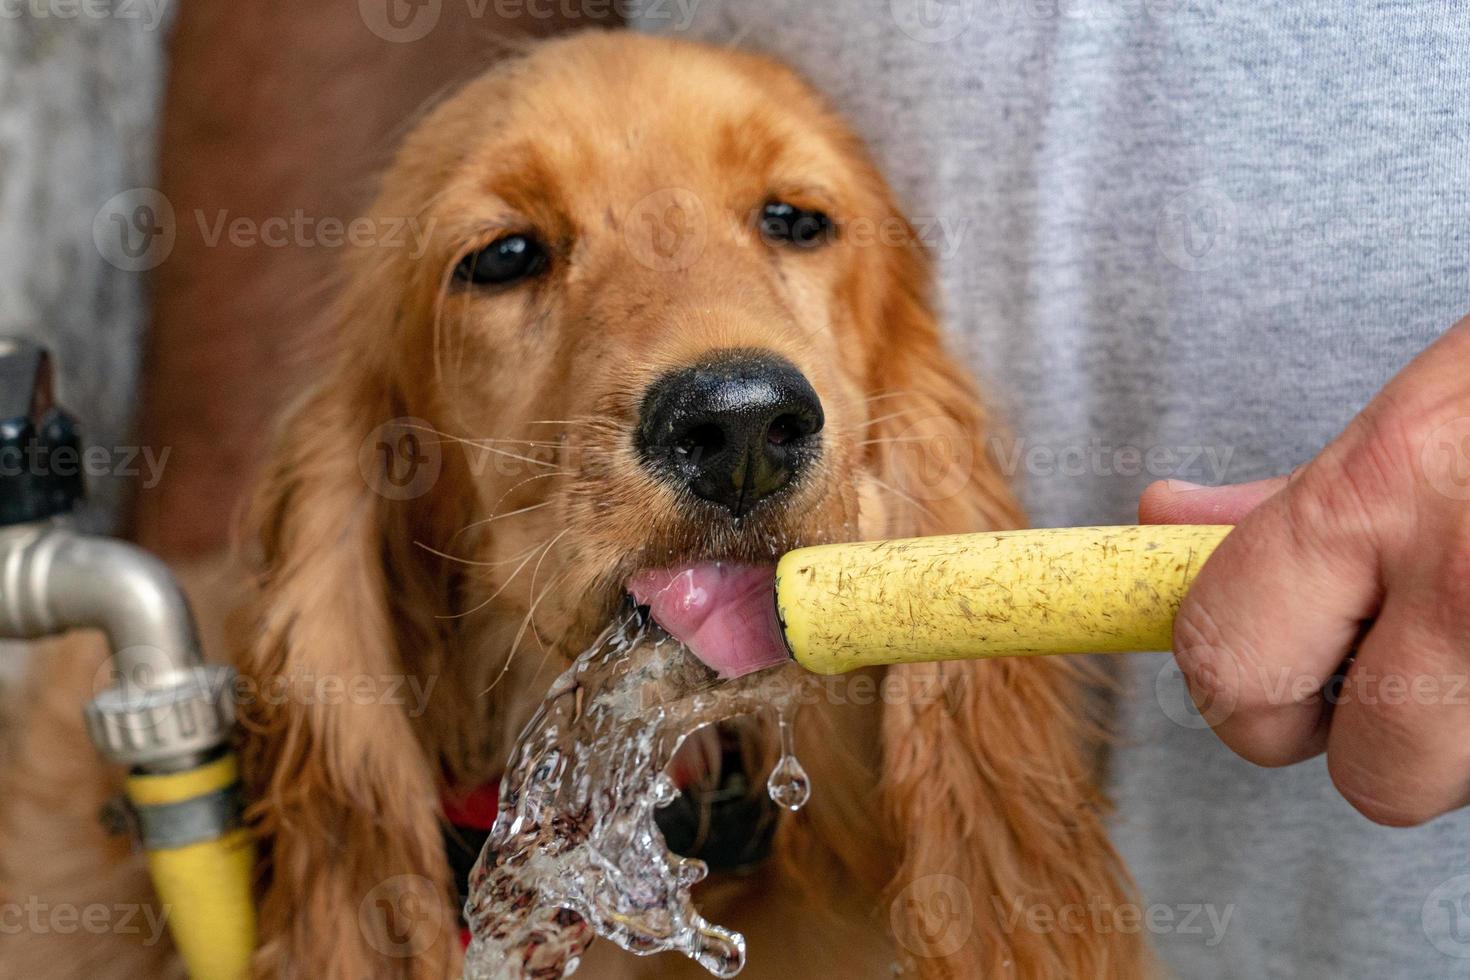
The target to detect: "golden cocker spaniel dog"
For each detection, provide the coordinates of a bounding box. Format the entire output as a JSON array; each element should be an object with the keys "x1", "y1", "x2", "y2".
[{"x1": 1, "y1": 31, "x2": 1148, "y2": 980}]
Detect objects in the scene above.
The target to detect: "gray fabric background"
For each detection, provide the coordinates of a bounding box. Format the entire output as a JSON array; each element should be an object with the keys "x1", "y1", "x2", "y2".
[{"x1": 636, "y1": 2, "x2": 1470, "y2": 976}]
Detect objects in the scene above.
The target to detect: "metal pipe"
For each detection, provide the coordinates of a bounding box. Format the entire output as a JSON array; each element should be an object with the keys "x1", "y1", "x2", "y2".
[
  {"x1": 1, "y1": 520, "x2": 201, "y2": 681},
  {"x1": 0, "y1": 520, "x2": 236, "y2": 769}
]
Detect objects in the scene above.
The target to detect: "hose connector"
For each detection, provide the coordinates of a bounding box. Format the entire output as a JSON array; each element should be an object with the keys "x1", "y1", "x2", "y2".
[{"x1": 86, "y1": 664, "x2": 237, "y2": 770}]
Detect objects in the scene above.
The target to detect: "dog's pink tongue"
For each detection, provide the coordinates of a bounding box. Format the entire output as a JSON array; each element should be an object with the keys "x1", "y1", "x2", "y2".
[{"x1": 628, "y1": 564, "x2": 790, "y2": 679}]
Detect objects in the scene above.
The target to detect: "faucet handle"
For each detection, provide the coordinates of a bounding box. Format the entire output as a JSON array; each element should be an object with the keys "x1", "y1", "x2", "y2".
[
  {"x1": 0, "y1": 337, "x2": 84, "y2": 526},
  {"x1": 0, "y1": 337, "x2": 51, "y2": 422}
]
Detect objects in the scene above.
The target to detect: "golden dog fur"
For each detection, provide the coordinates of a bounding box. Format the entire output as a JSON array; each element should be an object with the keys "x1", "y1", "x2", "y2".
[{"x1": 1, "y1": 32, "x2": 1148, "y2": 979}]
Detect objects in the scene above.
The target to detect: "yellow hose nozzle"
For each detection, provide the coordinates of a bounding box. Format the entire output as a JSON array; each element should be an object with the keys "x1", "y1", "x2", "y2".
[{"x1": 775, "y1": 524, "x2": 1232, "y2": 675}]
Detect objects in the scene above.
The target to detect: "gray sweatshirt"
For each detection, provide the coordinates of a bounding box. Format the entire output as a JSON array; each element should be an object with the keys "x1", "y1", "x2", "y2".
[{"x1": 636, "y1": 3, "x2": 1470, "y2": 976}]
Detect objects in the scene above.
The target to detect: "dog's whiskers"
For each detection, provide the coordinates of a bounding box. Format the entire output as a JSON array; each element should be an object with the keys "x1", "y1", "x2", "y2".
[
  {"x1": 863, "y1": 408, "x2": 917, "y2": 429},
  {"x1": 442, "y1": 533, "x2": 562, "y2": 622},
  {"x1": 502, "y1": 564, "x2": 575, "y2": 693},
  {"x1": 484, "y1": 471, "x2": 571, "y2": 524},
  {"x1": 414, "y1": 538, "x2": 542, "y2": 569},
  {"x1": 478, "y1": 439, "x2": 570, "y2": 449},
  {"x1": 457, "y1": 500, "x2": 553, "y2": 533},
  {"x1": 862, "y1": 390, "x2": 913, "y2": 405},
  {"x1": 518, "y1": 528, "x2": 569, "y2": 656},
  {"x1": 479, "y1": 529, "x2": 570, "y2": 694},
  {"x1": 402, "y1": 423, "x2": 562, "y2": 470},
  {"x1": 868, "y1": 474, "x2": 940, "y2": 525},
  {"x1": 857, "y1": 435, "x2": 933, "y2": 447}
]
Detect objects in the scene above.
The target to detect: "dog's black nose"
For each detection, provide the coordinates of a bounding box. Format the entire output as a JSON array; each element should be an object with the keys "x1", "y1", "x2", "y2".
[{"x1": 637, "y1": 351, "x2": 824, "y2": 518}]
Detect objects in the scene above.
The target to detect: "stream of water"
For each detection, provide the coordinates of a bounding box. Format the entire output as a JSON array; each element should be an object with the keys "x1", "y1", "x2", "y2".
[{"x1": 462, "y1": 609, "x2": 809, "y2": 979}]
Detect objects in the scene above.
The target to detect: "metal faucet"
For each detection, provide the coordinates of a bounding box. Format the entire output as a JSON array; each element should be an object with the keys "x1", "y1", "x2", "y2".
[
  {"x1": 0, "y1": 338, "x2": 253, "y2": 978},
  {"x1": 0, "y1": 337, "x2": 235, "y2": 768}
]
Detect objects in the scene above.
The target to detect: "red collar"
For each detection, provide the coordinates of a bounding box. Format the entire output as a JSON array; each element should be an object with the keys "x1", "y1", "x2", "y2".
[
  {"x1": 440, "y1": 781, "x2": 500, "y2": 831},
  {"x1": 441, "y1": 780, "x2": 501, "y2": 950}
]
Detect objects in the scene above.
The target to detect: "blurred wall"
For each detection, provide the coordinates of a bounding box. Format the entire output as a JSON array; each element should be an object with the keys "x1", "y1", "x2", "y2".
[
  {"x1": 0, "y1": 4, "x2": 171, "y2": 533},
  {"x1": 0, "y1": 5, "x2": 171, "y2": 688}
]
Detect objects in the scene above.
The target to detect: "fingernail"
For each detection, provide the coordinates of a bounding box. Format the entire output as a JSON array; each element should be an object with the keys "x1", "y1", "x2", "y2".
[{"x1": 1165, "y1": 479, "x2": 1208, "y2": 493}]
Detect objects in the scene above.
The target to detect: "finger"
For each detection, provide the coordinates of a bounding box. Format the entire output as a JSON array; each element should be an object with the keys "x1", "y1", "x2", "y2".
[
  {"x1": 1168, "y1": 466, "x2": 1382, "y2": 767},
  {"x1": 1326, "y1": 585, "x2": 1470, "y2": 826},
  {"x1": 1139, "y1": 475, "x2": 1290, "y2": 525}
]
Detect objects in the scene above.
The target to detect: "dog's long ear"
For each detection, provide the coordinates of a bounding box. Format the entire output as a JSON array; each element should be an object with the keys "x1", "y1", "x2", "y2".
[
  {"x1": 862, "y1": 218, "x2": 1153, "y2": 978},
  {"x1": 238, "y1": 279, "x2": 471, "y2": 978},
  {"x1": 855, "y1": 216, "x2": 1020, "y2": 542}
]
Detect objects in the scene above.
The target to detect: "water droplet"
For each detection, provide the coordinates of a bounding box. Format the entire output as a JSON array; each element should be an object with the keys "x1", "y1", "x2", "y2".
[
  {"x1": 676, "y1": 856, "x2": 708, "y2": 886},
  {"x1": 693, "y1": 924, "x2": 747, "y2": 979},
  {"x1": 767, "y1": 754, "x2": 811, "y2": 812},
  {"x1": 653, "y1": 773, "x2": 679, "y2": 808},
  {"x1": 766, "y1": 708, "x2": 811, "y2": 812}
]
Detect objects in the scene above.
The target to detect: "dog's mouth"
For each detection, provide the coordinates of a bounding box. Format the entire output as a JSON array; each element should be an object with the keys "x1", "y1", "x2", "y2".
[
  {"x1": 626, "y1": 563, "x2": 792, "y2": 680},
  {"x1": 621, "y1": 562, "x2": 801, "y2": 876}
]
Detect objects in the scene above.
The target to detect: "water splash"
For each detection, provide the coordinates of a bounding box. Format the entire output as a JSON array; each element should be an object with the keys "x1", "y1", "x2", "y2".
[{"x1": 463, "y1": 609, "x2": 808, "y2": 979}]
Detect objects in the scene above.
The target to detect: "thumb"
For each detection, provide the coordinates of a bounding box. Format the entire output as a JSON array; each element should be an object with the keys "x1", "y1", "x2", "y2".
[{"x1": 1139, "y1": 475, "x2": 1291, "y2": 525}]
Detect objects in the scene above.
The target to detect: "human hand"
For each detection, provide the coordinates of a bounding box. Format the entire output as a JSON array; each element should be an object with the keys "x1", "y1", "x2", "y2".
[{"x1": 1140, "y1": 314, "x2": 1470, "y2": 826}]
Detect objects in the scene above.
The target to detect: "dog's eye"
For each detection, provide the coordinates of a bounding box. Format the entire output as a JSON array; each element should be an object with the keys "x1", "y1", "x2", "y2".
[
  {"x1": 454, "y1": 234, "x2": 550, "y2": 286},
  {"x1": 759, "y1": 201, "x2": 833, "y2": 249}
]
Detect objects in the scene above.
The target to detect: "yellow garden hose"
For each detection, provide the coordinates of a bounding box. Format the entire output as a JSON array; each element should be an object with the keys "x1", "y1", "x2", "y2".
[
  {"x1": 125, "y1": 754, "x2": 256, "y2": 980},
  {"x1": 775, "y1": 524, "x2": 1233, "y2": 674},
  {"x1": 0, "y1": 344, "x2": 256, "y2": 979}
]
